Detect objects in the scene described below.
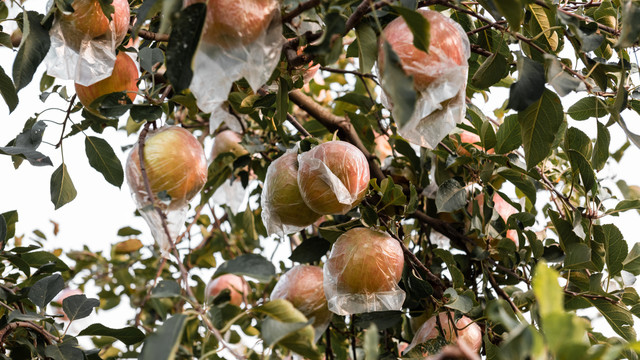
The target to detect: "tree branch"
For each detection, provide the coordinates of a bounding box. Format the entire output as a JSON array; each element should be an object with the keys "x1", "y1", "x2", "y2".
[
  {"x1": 282, "y1": 0, "x2": 322, "y2": 24},
  {"x1": 129, "y1": 25, "x2": 170, "y2": 42}
]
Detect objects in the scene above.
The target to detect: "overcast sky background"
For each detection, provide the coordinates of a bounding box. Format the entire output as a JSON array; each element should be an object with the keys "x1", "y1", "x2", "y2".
[{"x1": 2, "y1": 1, "x2": 640, "y2": 351}]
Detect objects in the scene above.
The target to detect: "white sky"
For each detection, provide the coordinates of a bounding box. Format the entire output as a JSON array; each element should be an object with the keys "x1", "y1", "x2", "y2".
[{"x1": 2, "y1": 1, "x2": 640, "y2": 352}]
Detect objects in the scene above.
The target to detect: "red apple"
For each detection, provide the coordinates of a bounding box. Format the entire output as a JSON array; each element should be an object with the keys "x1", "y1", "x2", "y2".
[
  {"x1": 374, "y1": 133, "x2": 393, "y2": 162},
  {"x1": 297, "y1": 141, "x2": 370, "y2": 215},
  {"x1": 469, "y1": 192, "x2": 518, "y2": 243},
  {"x1": 325, "y1": 228, "x2": 404, "y2": 294},
  {"x1": 183, "y1": 0, "x2": 277, "y2": 48},
  {"x1": 271, "y1": 265, "x2": 332, "y2": 332},
  {"x1": 453, "y1": 130, "x2": 495, "y2": 156},
  {"x1": 126, "y1": 126, "x2": 208, "y2": 208},
  {"x1": 378, "y1": 9, "x2": 467, "y2": 90},
  {"x1": 210, "y1": 130, "x2": 248, "y2": 160},
  {"x1": 205, "y1": 274, "x2": 249, "y2": 306},
  {"x1": 262, "y1": 151, "x2": 322, "y2": 231},
  {"x1": 59, "y1": 0, "x2": 130, "y2": 46},
  {"x1": 406, "y1": 312, "x2": 482, "y2": 356},
  {"x1": 74, "y1": 51, "x2": 138, "y2": 113}
]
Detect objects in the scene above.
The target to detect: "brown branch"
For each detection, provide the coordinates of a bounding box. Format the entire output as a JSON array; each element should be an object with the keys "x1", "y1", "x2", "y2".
[
  {"x1": 134, "y1": 257, "x2": 168, "y2": 327},
  {"x1": 344, "y1": 0, "x2": 378, "y2": 35},
  {"x1": 485, "y1": 266, "x2": 520, "y2": 314},
  {"x1": 0, "y1": 321, "x2": 58, "y2": 345},
  {"x1": 282, "y1": 0, "x2": 322, "y2": 24},
  {"x1": 286, "y1": 114, "x2": 311, "y2": 138},
  {"x1": 319, "y1": 66, "x2": 378, "y2": 81},
  {"x1": 129, "y1": 25, "x2": 170, "y2": 42},
  {"x1": 55, "y1": 95, "x2": 77, "y2": 149}
]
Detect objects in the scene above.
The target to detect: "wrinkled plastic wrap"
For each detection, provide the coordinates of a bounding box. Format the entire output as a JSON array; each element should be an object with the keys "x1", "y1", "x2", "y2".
[
  {"x1": 378, "y1": 9, "x2": 470, "y2": 149},
  {"x1": 271, "y1": 265, "x2": 331, "y2": 341},
  {"x1": 324, "y1": 228, "x2": 405, "y2": 315},
  {"x1": 405, "y1": 312, "x2": 482, "y2": 355},
  {"x1": 297, "y1": 141, "x2": 370, "y2": 215},
  {"x1": 125, "y1": 126, "x2": 207, "y2": 256},
  {"x1": 45, "y1": 0, "x2": 130, "y2": 86},
  {"x1": 205, "y1": 273, "x2": 249, "y2": 306},
  {"x1": 261, "y1": 148, "x2": 321, "y2": 236},
  {"x1": 184, "y1": 0, "x2": 284, "y2": 133}
]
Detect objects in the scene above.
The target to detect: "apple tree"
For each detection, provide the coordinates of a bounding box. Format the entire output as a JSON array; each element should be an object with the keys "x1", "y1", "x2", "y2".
[{"x1": 1, "y1": 0, "x2": 640, "y2": 359}]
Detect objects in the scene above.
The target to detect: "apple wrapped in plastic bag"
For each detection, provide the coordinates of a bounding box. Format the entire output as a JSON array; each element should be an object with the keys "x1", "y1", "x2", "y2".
[
  {"x1": 324, "y1": 228, "x2": 406, "y2": 315},
  {"x1": 297, "y1": 141, "x2": 370, "y2": 215},
  {"x1": 261, "y1": 147, "x2": 321, "y2": 236},
  {"x1": 271, "y1": 265, "x2": 332, "y2": 341},
  {"x1": 377, "y1": 9, "x2": 470, "y2": 149},
  {"x1": 184, "y1": 0, "x2": 284, "y2": 133},
  {"x1": 125, "y1": 126, "x2": 207, "y2": 256},
  {"x1": 45, "y1": 0, "x2": 130, "y2": 86},
  {"x1": 405, "y1": 312, "x2": 482, "y2": 356}
]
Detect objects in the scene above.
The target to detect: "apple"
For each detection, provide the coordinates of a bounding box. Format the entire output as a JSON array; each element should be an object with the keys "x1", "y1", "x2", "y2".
[
  {"x1": 452, "y1": 130, "x2": 495, "y2": 156},
  {"x1": 262, "y1": 151, "x2": 322, "y2": 230},
  {"x1": 53, "y1": 288, "x2": 83, "y2": 321},
  {"x1": 297, "y1": 141, "x2": 370, "y2": 215},
  {"x1": 205, "y1": 273, "x2": 249, "y2": 306},
  {"x1": 271, "y1": 265, "x2": 332, "y2": 332},
  {"x1": 74, "y1": 51, "x2": 139, "y2": 113},
  {"x1": 183, "y1": 0, "x2": 277, "y2": 48},
  {"x1": 471, "y1": 192, "x2": 518, "y2": 242},
  {"x1": 378, "y1": 9, "x2": 467, "y2": 90},
  {"x1": 59, "y1": 0, "x2": 130, "y2": 45},
  {"x1": 125, "y1": 126, "x2": 208, "y2": 208},
  {"x1": 374, "y1": 133, "x2": 393, "y2": 162},
  {"x1": 324, "y1": 228, "x2": 404, "y2": 294},
  {"x1": 406, "y1": 312, "x2": 482, "y2": 356},
  {"x1": 10, "y1": 28, "x2": 22, "y2": 48},
  {"x1": 210, "y1": 130, "x2": 248, "y2": 160}
]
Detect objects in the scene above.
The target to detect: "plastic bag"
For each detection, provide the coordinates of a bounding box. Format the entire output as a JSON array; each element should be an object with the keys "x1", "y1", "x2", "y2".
[
  {"x1": 261, "y1": 148, "x2": 321, "y2": 236},
  {"x1": 378, "y1": 9, "x2": 470, "y2": 149},
  {"x1": 405, "y1": 312, "x2": 482, "y2": 356},
  {"x1": 125, "y1": 126, "x2": 208, "y2": 256},
  {"x1": 184, "y1": 0, "x2": 284, "y2": 133},
  {"x1": 271, "y1": 265, "x2": 331, "y2": 341},
  {"x1": 297, "y1": 141, "x2": 370, "y2": 215},
  {"x1": 45, "y1": 0, "x2": 130, "y2": 86},
  {"x1": 324, "y1": 228, "x2": 405, "y2": 315}
]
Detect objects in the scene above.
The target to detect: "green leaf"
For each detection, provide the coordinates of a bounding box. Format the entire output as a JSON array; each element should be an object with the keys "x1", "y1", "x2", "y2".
[
  {"x1": 623, "y1": 243, "x2": 640, "y2": 275},
  {"x1": 532, "y1": 262, "x2": 563, "y2": 317},
  {"x1": 564, "y1": 243, "x2": 596, "y2": 271},
  {"x1": 8, "y1": 310, "x2": 45, "y2": 322},
  {"x1": 50, "y1": 164, "x2": 78, "y2": 210},
  {"x1": 616, "y1": 0, "x2": 640, "y2": 48},
  {"x1": 494, "y1": 115, "x2": 522, "y2": 154},
  {"x1": 261, "y1": 317, "x2": 312, "y2": 346},
  {"x1": 567, "y1": 97, "x2": 608, "y2": 121},
  {"x1": 165, "y1": 3, "x2": 205, "y2": 92},
  {"x1": 117, "y1": 226, "x2": 142, "y2": 236},
  {"x1": 289, "y1": 237, "x2": 331, "y2": 264},
  {"x1": 443, "y1": 288, "x2": 473, "y2": 313},
  {"x1": 44, "y1": 343, "x2": 84, "y2": 360},
  {"x1": 275, "y1": 78, "x2": 289, "y2": 128},
  {"x1": 497, "y1": 168, "x2": 537, "y2": 204},
  {"x1": 0, "y1": 214, "x2": 5, "y2": 245},
  {"x1": 566, "y1": 149, "x2": 595, "y2": 193},
  {"x1": 85, "y1": 136, "x2": 123, "y2": 188},
  {"x1": 363, "y1": 323, "x2": 380, "y2": 360},
  {"x1": 62, "y1": 294, "x2": 100, "y2": 321},
  {"x1": 138, "y1": 47, "x2": 165, "y2": 73},
  {"x1": 592, "y1": 121, "x2": 610, "y2": 171},
  {"x1": 130, "y1": 105, "x2": 163, "y2": 123},
  {"x1": 0, "y1": 120, "x2": 53, "y2": 166},
  {"x1": 1, "y1": 210, "x2": 17, "y2": 241},
  {"x1": 593, "y1": 224, "x2": 628, "y2": 277},
  {"x1": 79, "y1": 324, "x2": 145, "y2": 346},
  {"x1": 471, "y1": 51, "x2": 509, "y2": 89},
  {"x1": 433, "y1": 249, "x2": 464, "y2": 289},
  {"x1": 391, "y1": 6, "x2": 430, "y2": 53},
  {"x1": 28, "y1": 273, "x2": 64, "y2": 308},
  {"x1": 12, "y1": 11, "x2": 50, "y2": 91},
  {"x1": 587, "y1": 298, "x2": 636, "y2": 341},
  {"x1": 544, "y1": 55, "x2": 582, "y2": 97},
  {"x1": 435, "y1": 178, "x2": 467, "y2": 213},
  {"x1": 355, "y1": 24, "x2": 377, "y2": 73},
  {"x1": 507, "y1": 55, "x2": 545, "y2": 111},
  {"x1": 151, "y1": 280, "x2": 182, "y2": 298},
  {"x1": 139, "y1": 314, "x2": 189, "y2": 360},
  {"x1": 380, "y1": 41, "x2": 416, "y2": 128},
  {"x1": 548, "y1": 209, "x2": 581, "y2": 250},
  {"x1": 214, "y1": 254, "x2": 275, "y2": 283},
  {"x1": 0, "y1": 65, "x2": 18, "y2": 113},
  {"x1": 518, "y1": 89, "x2": 564, "y2": 170},
  {"x1": 494, "y1": 0, "x2": 523, "y2": 30}
]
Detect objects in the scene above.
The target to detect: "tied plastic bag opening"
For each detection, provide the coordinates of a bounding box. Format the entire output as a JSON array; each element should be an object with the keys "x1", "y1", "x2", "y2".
[
  {"x1": 184, "y1": 0, "x2": 284, "y2": 133},
  {"x1": 261, "y1": 147, "x2": 321, "y2": 237},
  {"x1": 297, "y1": 141, "x2": 370, "y2": 216},
  {"x1": 323, "y1": 228, "x2": 406, "y2": 315},
  {"x1": 125, "y1": 126, "x2": 208, "y2": 257},
  {"x1": 378, "y1": 9, "x2": 471, "y2": 149},
  {"x1": 45, "y1": 0, "x2": 130, "y2": 86},
  {"x1": 271, "y1": 265, "x2": 331, "y2": 342}
]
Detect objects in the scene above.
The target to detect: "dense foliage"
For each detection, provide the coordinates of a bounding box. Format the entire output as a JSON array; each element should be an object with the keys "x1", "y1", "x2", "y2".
[{"x1": 2, "y1": 0, "x2": 640, "y2": 359}]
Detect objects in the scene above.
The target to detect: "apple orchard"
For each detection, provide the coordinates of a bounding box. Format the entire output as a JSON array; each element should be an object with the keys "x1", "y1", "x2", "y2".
[{"x1": 3, "y1": 0, "x2": 640, "y2": 359}]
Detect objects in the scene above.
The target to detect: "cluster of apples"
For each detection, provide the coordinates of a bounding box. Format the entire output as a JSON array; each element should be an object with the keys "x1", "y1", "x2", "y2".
[{"x1": 261, "y1": 141, "x2": 370, "y2": 235}]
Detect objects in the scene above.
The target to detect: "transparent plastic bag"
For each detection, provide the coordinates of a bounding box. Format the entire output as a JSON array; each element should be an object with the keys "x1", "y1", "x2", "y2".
[
  {"x1": 125, "y1": 126, "x2": 207, "y2": 256},
  {"x1": 45, "y1": 0, "x2": 130, "y2": 86},
  {"x1": 261, "y1": 148, "x2": 321, "y2": 236},
  {"x1": 324, "y1": 228, "x2": 405, "y2": 315},
  {"x1": 184, "y1": 0, "x2": 284, "y2": 133},
  {"x1": 405, "y1": 312, "x2": 482, "y2": 356},
  {"x1": 378, "y1": 9, "x2": 470, "y2": 149},
  {"x1": 297, "y1": 141, "x2": 370, "y2": 215},
  {"x1": 271, "y1": 265, "x2": 331, "y2": 341}
]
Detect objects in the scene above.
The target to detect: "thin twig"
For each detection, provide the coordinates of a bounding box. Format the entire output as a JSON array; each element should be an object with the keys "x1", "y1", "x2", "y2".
[
  {"x1": 286, "y1": 114, "x2": 311, "y2": 138},
  {"x1": 282, "y1": 0, "x2": 322, "y2": 24},
  {"x1": 55, "y1": 95, "x2": 76, "y2": 149},
  {"x1": 129, "y1": 25, "x2": 170, "y2": 42},
  {"x1": 485, "y1": 266, "x2": 520, "y2": 314}
]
